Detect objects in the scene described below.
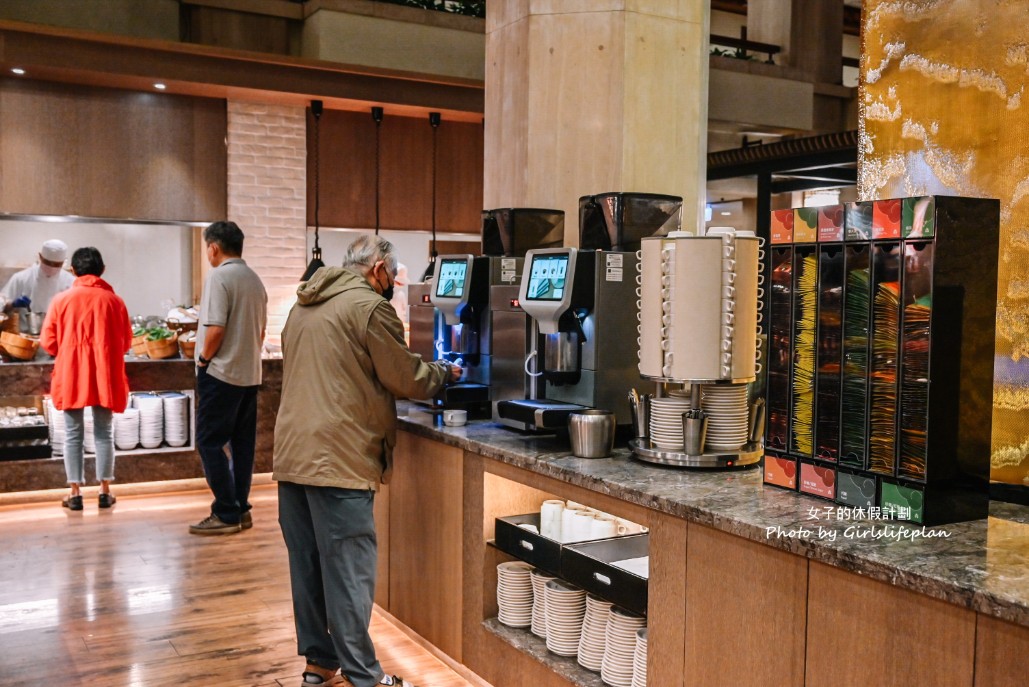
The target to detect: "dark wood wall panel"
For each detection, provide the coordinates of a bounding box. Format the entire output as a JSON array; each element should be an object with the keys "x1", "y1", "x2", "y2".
[
  {"x1": 311, "y1": 110, "x2": 483, "y2": 234},
  {"x1": 185, "y1": 6, "x2": 294, "y2": 55},
  {"x1": 0, "y1": 78, "x2": 226, "y2": 221}
]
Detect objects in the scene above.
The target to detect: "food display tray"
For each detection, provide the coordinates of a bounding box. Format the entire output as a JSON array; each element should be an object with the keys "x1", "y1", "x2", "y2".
[{"x1": 562, "y1": 535, "x2": 649, "y2": 616}]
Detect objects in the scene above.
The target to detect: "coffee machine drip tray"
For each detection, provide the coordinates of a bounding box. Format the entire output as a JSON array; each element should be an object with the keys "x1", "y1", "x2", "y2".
[{"x1": 497, "y1": 399, "x2": 589, "y2": 429}]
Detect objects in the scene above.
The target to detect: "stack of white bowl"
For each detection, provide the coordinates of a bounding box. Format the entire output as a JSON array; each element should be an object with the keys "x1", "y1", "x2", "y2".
[
  {"x1": 114, "y1": 409, "x2": 140, "y2": 450},
  {"x1": 161, "y1": 392, "x2": 190, "y2": 447},
  {"x1": 530, "y1": 568, "x2": 554, "y2": 638},
  {"x1": 577, "y1": 594, "x2": 613, "y2": 672},
  {"x1": 497, "y1": 561, "x2": 534, "y2": 628},
  {"x1": 701, "y1": 383, "x2": 749, "y2": 450},
  {"x1": 631, "y1": 628, "x2": 648, "y2": 687},
  {"x1": 45, "y1": 398, "x2": 65, "y2": 456},
  {"x1": 601, "y1": 607, "x2": 646, "y2": 687},
  {"x1": 648, "y1": 392, "x2": 692, "y2": 449},
  {"x1": 133, "y1": 394, "x2": 165, "y2": 448},
  {"x1": 543, "y1": 579, "x2": 586, "y2": 656},
  {"x1": 82, "y1": 407, "x2": 95, "y2": 454}
]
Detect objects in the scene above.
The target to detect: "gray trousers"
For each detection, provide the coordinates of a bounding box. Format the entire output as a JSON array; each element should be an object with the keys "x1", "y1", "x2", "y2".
[{"x1": 278, "y1": 481, "x2": 383, "y2": 687}]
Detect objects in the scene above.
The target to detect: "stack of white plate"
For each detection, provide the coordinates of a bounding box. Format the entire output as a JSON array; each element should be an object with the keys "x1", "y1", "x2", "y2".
[
  {"x1": 701, "y1": 384, "x2": 749, "y2": 450},
  {"x1": 160, "y1": 392, "x2": 190, "y2": 447},
  {"x1": 45, "y1": 398, "x2": 65, "y2": 456},
  {"x1": 530, "y1": 568, "x2": 554, "y2": 638},
  {"x1": 82, "y1": 407, "x2": 95, "y2": 454},
  {"x1": 543, "y1": 579, "x2": 586, "y2": 657},
  {"x1": 631, "y1": 628, "x2": 648, "y2": 687},
  {"x1": 648, "y1": 396, "x2": 692, "y2": 449},
  {"x1": 600, "y1": 607, "x2": 646, "y2": 687},
  {"x1": 496, "y1": 561, "x2": 533, "y2": 628},
  {"x1": 133, "y1": 394, "x2": 165, "y2": 449},
  {"x1": 577, "y1": 594, "x2": 613, "y2": 672},
  {"x1": 114, "y1": 409, "x2": 140, "y2": 451}
]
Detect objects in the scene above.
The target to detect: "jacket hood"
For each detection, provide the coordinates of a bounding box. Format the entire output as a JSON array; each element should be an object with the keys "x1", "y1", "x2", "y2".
[{"x1": 295, "y1": 266, "x2": 374, "y2": 306}]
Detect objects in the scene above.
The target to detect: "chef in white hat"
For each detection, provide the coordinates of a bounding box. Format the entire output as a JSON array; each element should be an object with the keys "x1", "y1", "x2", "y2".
[{"x1": 1, "y1": 239, "x2": 75, "y2": 315}]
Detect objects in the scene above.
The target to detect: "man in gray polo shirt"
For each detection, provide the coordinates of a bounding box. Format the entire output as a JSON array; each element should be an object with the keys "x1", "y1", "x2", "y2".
[{"x1": 190, "y1": 220, "x2": 268, "y2": 535}]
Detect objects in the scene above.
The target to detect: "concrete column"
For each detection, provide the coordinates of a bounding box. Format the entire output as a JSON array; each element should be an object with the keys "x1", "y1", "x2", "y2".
[{"x1": 484, "y1": 1, "x2": 711, "y2": 242}]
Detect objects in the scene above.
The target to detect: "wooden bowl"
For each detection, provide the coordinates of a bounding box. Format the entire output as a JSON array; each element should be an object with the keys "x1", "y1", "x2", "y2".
[
  {"x1": 0, "y1": 331, "x2": 40, "y2": 361},
  {"x1": 179, "y1": 338, "x2": 196, "y2": 359},
  {"x1": 131, "y1": 334, "x2": 150, "y2": 357},
  {"x1": 144, "y1": 333, "x2": 179, "y2": 360}
]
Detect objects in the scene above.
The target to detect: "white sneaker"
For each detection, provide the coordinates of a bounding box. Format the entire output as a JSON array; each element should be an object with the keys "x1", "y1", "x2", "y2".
[{"x1": 380, "y1": 676, "x2": 415, "y2": 687}]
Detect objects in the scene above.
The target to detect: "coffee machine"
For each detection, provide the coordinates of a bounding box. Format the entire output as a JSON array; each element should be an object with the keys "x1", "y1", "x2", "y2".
[
  {"x1": 407, "y1": 208, "x2": 565, "y2": 419},
  {"x1": 495, "y1": 247, "x2": 641, "y2": 431}
]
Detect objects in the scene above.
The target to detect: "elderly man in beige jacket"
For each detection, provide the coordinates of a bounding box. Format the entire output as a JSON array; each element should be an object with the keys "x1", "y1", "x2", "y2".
[{"x1": 273, "y1": 235, "x2": 460, "y2": 687}]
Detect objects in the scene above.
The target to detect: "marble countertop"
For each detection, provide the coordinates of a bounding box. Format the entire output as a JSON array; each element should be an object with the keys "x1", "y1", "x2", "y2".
[{"x1": 397, "y1": 402, "x2": 1029, "y2": 628}]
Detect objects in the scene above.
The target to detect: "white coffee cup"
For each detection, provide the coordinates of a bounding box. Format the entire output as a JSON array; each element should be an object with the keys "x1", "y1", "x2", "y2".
[
  {"x1": 571, "y1": 510, "x2": 594, "y2": 542},
  {"x1": 540, "y1": 499, "x2": 564, "y2": 539},
  {"x1": 443, "y1": 409, "x2": 467, "y2": 427},
  {"x1": 590, "y1": 514, "x2": 617, "y2": 539}
]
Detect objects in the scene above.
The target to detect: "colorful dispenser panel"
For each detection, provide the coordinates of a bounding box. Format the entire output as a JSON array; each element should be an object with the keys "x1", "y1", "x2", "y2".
[{"x1": 764, "y1": 196, "x2": 999, "y2": 526}]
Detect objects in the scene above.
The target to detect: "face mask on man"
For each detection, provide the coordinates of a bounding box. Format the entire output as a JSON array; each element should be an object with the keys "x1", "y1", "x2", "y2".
[{"x1": 39, "y1": 264, "x2": 62, "y2": 278}]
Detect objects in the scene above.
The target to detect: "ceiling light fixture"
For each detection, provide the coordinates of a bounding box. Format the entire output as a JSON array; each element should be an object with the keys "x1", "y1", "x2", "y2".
[
  {"x1": 11, "y1": 68, "x2": 26, "y2": 75},
  {"x1": 154, "y1": 83, "x2": 167, "y2": 90},
  {"x1": 301, "y1": 100, "x2": 325, "y2": 282}
]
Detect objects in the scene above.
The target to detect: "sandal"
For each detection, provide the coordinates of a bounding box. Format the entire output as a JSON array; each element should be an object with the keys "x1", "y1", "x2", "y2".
[
  {"x1": 98, "y1": 493, "x2": 116, "y2": 509},
  {"x1": 62, "y1": 495, "x2": 83, "y2": 511}
]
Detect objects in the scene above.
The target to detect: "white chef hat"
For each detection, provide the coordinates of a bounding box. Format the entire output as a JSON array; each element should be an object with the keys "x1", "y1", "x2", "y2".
[{"x1": 40, "y1": 239, "x2": 68, "y2": 263}]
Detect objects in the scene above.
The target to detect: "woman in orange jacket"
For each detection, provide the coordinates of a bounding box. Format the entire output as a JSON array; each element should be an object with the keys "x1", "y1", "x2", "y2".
[{"x1": 40, "y1": 247, "x2": 132, "y2": 511}]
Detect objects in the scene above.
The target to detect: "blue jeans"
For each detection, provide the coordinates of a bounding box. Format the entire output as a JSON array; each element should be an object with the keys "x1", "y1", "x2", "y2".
[
  {"x1": 195, "y1": 366, "x2": 258, "y2": 524},
  {"x1": 278, "y1": 482, "x2": 383, "y2": 687},
  {"x1": 64, "y1": 407, "x2": 114, "y2": 484}
]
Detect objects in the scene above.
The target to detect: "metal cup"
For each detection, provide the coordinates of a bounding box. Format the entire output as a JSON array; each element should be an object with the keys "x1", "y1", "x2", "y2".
[
  {"x1": 568, "y1": 409, "x2": 616, "y2": 458},
  {"x1": 629, "y1": 395, "x2": 650, "y2": 440},
  {"x1": 683, "y1": 414, "x2": 708, "y2": 455}
]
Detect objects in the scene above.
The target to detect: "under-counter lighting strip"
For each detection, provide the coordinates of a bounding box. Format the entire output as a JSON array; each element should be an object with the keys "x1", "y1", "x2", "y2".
[{"x1": 0, "y1": 213, "x2": 210, "y2": 227}]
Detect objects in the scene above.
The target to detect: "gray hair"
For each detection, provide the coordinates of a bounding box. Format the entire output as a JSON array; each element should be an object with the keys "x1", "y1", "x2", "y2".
[{"x1": 341, "y1": 234, "x2": 398, "y2": 276}]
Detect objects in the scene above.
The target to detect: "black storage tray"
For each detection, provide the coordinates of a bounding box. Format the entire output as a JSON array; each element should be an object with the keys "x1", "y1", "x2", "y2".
[
  {"x1": 562, "y1": 534, "x2": 649, "y2": 616},
  {"x1": 493, "y1": 513, "x2": 563, "y2": 577},
  {"x1": 0, "y1": 424, "x2": 49, "y2": 442},
  {"x1": 0, "y1": 440, "x2": 52, "y2": 461}
]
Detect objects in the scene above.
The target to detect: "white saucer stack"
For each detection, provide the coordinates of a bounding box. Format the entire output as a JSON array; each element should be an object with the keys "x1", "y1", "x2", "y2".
[
  {"x1": 114, "y1": 409, "x2": 140, "y2": 450},
  {"x1": 133, "y1": 394, "x2": 165, "y2": 449},
  {"x1": 648, "y1": 395, "x2": 692, "y2": 449},
  {"x1": 530, "y1": 568, "x2": 554, "y2": 638},
  {"x1": 701, "y1": 384, "x2": 750, "y2": 450},
  {"x1": 631, "y1": 628, "x2": 648, "y2": 687},
  {"x1": 543, "y1": 579, "x2": 586, "y2": 657},
  {"x1": 577, "y1": 594, "x2": 613, "y2": 672},
  {"x1": 496, "y1": 561, "x2": 534, "y2": 628},
  {"x1": 82, "y1": 407, "x2": 95, "y2": 454},
  {"x1": 600, "y1": 607, "x2": 646, "y2": 687},
  {"x1": 45, "y1": 398, "x2": 65, "y2": 456},
  {"x1": 160, "y1": 392, "x2": 190, "y2": 447}
]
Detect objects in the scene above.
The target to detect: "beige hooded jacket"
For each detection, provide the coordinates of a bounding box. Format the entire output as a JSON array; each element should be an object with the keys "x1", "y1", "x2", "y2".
[{"x1": 272, "y1": 267, "x2": 449, "y2": 491}]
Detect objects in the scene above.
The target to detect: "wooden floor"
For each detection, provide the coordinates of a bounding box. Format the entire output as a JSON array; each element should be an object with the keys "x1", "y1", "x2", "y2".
[{"x1": 0, "y1": 484, "x2": 481, "y2": 687}]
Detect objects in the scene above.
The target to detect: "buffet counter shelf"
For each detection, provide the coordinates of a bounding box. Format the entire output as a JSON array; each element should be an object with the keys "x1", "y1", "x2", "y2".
[
  {"x1": 0, "y1": 357, "x2": 282, "y2": 492},
  {"x1": 482, "y1": 618, "x2": 605, "y2": 687},
  {"x1": 395, "y1": 401, "x2": 1029, "y2": 629}
]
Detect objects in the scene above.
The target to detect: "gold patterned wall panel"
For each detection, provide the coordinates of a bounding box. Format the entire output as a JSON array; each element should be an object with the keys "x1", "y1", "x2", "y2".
[{"x1": 860, "y1": 0, "x2": 1029, "y2": 490}]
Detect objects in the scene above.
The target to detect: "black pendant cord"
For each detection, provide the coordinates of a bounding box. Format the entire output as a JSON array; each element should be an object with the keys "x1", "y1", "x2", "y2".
[
  {"x1": 375, "y1": 112, "x2": 382, "y2": 236},
  {"x1": 313, "y1": 107, "x2": 321, "y2": 252},
  {"x1": 430, "y1": 119, "x2": 438, "y2": 260}
]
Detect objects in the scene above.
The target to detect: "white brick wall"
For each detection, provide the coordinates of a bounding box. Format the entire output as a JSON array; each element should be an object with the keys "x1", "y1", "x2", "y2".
[{"x1": 226, "y1": 101, "x2": 307, "y2": 340}]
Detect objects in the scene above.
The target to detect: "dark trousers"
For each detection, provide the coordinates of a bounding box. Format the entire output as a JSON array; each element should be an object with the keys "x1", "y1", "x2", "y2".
[
  {"x1": 277, "y1": 481, "x2": 382, "y2": 687},
  {"x1": 196, "y1": 366, "x2": 258, "y2": 524}
]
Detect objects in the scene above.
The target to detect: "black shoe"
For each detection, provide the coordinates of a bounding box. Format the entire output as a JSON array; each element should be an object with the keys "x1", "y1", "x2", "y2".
[
  {"x1": 98, "y1": 493, "x2": 116, "y2": 509},
  {"x1": 62, "y1": 495, "x2": 83, "y2": 511},
  {"x1": 241, "y1": 511, "x2": 253, "y2": 530}
]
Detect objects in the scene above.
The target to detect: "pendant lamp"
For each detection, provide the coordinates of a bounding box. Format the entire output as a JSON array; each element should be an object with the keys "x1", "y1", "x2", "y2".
[
  {"x1": 301, "y1": 99, "x2": 325, "y2": 282},
  {"x1": 421, "y1": 111, "x2": 442, "y2": 282}
]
